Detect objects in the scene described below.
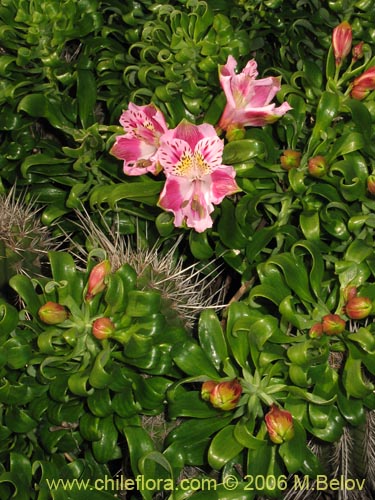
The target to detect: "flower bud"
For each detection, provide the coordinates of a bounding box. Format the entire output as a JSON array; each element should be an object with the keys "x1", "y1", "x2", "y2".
[
  {"x1": 322, "y1": 314, "x2": 346, "y2": 335},
  {"x1": 332, "y1": 21, "x2": 352, "y2": 65},
  {"x1": 350, "y1": 66, "x2": 375, "y2": 100},
  {"x1": 343, "y1": 285, "x2": 357, "y2": 302},
  {"x1": 85, "y1": 260, "x2": 111, "y2": 300},
  {"x1": 308, "y1": 322, "x2": 324, "y2": 338},
  {"x1": 92, "y1": 317, "x2": 115, "y2": 340},
  {"x1": 308, "y1": 155, "x2": 328, "y2": 177},
  {"x1": 345, "y1": 296, "x2": 373, "y2": 320},
  {"x1": 280, "y1": 150, "x2": 301, "y2": 171},
  {"x1": 38, "y1": 301, "x2": 68, "y2": 325},
  {"x1": 201, "y1": 380, "x2": 217, "y2": 401},
  {"x1": 367, "y1": 174, "x2": 375, "y2": 195},
  {"x1": 265, "y1": 405, "x2": 294, "y2": 444},
  {"x1": 352, "y1": 41, "x2": 364, "y2": 62},
  {"x1": 209, "y1": 379, "x2": 242, "y2": 411}
]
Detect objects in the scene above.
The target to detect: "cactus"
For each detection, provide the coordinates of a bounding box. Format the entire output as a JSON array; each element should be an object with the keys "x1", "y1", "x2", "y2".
[
  {"x1": 0, "y1": 188, "x2": 58, "y2": 295},
  {"x1": 71, "y1": 212, "x2": 225, "y2": 329}
]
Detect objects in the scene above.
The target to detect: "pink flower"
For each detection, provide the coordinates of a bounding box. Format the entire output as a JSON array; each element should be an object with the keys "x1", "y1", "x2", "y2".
[
  {"x1": 308, "y1": 322, "x2": 324, "y2": 339},
  {"x1": 350, "y1": 66, "x2": 375, "y2": 100},
  {"x1": 308, "y1": 155, "x2": 329, "y2": 178},
  {"x1": 38, "y1": 302, "x2": 68, "y2": 325},
  {"x1": 322, "y1": 314, "x2": 346, "y2": 336},
  {"x1": 110, "y1": 103, "x2": 168, "y2": 175},
  {"x1": 201, "y1": 380, "x2": 217, "y2": 401},
  {"x1": 280, "y1": 149, "x2": 301, "y2": 171},
  {"x1": 207, "y1": 380, "x2": 242, "y2": 411},
  {"x1": 332, "y1": 21, "x2": 352, "y2": 65},
  {"x1": 157, "y1": 121, "x2": 240, "y2": 232},
  {"x1": 218, "y1": 55, "x2": 291, "y2": 132},
  {"x1": 85, "y1": 260, "x2": 111, "y2": 301},
  {"x1": 92, "y1": 317, "x2": 115, "y2": 340},
  {"x1": 345, "y1": 296, "x2": 373, "y2": 320},
  {"x1": 352, "y1": 41, "x2": 364, "y2": 62},
  {"x1": 265, "y1": 405, "x2": 294, "y2": 444}
]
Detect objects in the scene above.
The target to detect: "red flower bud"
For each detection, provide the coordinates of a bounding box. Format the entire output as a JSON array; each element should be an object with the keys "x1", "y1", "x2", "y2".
[
  {"x1": 309, "y1": 322, "x2": 324, "y2": 338},
  {"x1": 92, "y1": 317, "x2": 115, "y2": 340},
  {"x1": 322, "y1": 314, "x2": 346, "y2": 335},
  {"x1": 345, "y1": 296, "x2": 373, "y2": 320},
  {"x1": 332, "y1": 21, "x2": 352, "y2": 65},
  {"x1": 265, "y1": 405, "x2": 294, "y2": 444},
  {"x1": 367, "y1": 174, "x2": 375, "y2": 195},
  {"x1": 352, "y1": 41, "x2": 364, "y2": 62},
  {"x1": 85, "y1": 260, "x2": 111, "y2": 300},
  {"x1": 38, "y1": 301, "x2": 68, "y2": 325},
  {"x1": 201, "y1": 380, "x2": 218, "y2": 401},
  {"x1": 209, "y1": 379, "x2": 242, "y2": 411},
  {"x1": 343, "y1": 285, "x2": 358, "y2": 302},
  {"x1": 350, "y1": 66, "x2": 375, "y2": 100},
  {"x1": 280, "y1": 150, "x2": 302, "y2": 171},
  {"x1": 308, "y1": 155, "x2": 328, "y2": 178}
]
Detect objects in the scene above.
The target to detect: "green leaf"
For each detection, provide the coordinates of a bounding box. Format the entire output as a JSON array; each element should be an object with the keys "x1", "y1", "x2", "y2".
[
  {"x1": 168, "y1": 388, "x2": 221, "y2": 419},
  {"x1": 18, "y1": 93, "x2": 73, "y2": 129},
  {"x1": 223, "y1": 139, "x2": 265, "y2": 164},
  {"x1": 218, "y1": 199, "x2": 248, "y2": 249},
  {"x1": 126, "y1": 290, "x2": 161, "y2": 317},
  {"x1": 172, "y1": 340, "x2": 220, "y2": 378},
  {"x1": 121, "y1": 425, "x2": 156, "y2": 476},
  {"x1": 77, "y1": 69, "x2": 97, "y2": 128},
  {"x1": 234, "y1": 420, "x2": 267, "y2": 450},
  {"x1": 0, "y1": 300, "x2": 19, "y2": 335},
  {"x1": 4, "y1": 407, "x2": 37, "y2": 433},
  {"x1": 92, "y1": 415, "x2": 120, "y2": 463},
  {"x1": 208, "y1": 425, "x2": 244, "y2": 470},
  {"x1": 337, "y1": 389, "x2": 366, "y2": 426},
  {"x1": 306, "y1": 405, "x2": 345, "y2": 442},
  {"x1": 198, "y1": 310, "x2": 228, "y2": 371},
  {"x1": 279, "y1": 420, "x2": 322, "y2": 475},
  {"x1": 267, "y1": 253, "x2": 314, "y2": 304},
  {"x1": 307, "y1": 91, "x2": 339, "y2": 155},
  {"x1": 343, "y1": 344, "x2": 374, "y2": 398},
  {"x1": 9, "y1": 274, "x2": 42, "y2": 317},
  {"x1": 189, "y1": 230, "x2": 214, "y2": 259},
  {"x1": 167, "y1": 415, "x2": 232, "y2": 448},
  {"x1": 89, "y1": 348, "x2": 112, "y2": 389}
]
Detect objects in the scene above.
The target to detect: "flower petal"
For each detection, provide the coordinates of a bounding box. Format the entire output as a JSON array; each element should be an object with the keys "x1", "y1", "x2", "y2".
[
  {"x1": 195, "y1": 136, "x2": 224, "y2": 170},
  {"x1": 158, "y1": 176, "x2": 214, "y2": 232},
  {"x1": 110, "y1": 136, "x2": 157, "y2": 175},
  {"x1": 210, "y1": 167, "x2": 240, "y2": 203},
  {"x1": 249, "y1": 77, "x2": 281, "y2": 107},
  {"x1": 158, "y1": 139, "x2": 193, "y2": 176}
]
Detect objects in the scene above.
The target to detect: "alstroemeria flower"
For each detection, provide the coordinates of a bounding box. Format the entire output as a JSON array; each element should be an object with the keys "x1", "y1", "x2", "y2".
[
  {"x1": 345, "y1": 296, "x2": 373, "y2": 320},
  {"x1": 265, "y1": 405, "x2": 294, "y2": 444},
  {"x1": 218, "y1": 55, "x2": 291, "y2": 132},
  {"x1": 350, "y1": 66, "x2": 375, "y2": 100},
  {"x1": 157, "y1": 121, "x2": 240, "y2": 232},
  {"x1": 38, "y1": 302, "x2": 68, "y2": 325},
  {"x1": 332, "y1": 21, "x2": 352, "y2": 65},
  {"x1": 85, "y1": 260, "x2": 111, "y2": 301},
  {"x1": 110, "y1": 103, "x2": 168, "y2": 175},
  {"x1": 208, "y1": 380, "x2": 242, "y2": 411},
  {"x1": 322, "y1": 313, "x2": 346, "y2": 335}
]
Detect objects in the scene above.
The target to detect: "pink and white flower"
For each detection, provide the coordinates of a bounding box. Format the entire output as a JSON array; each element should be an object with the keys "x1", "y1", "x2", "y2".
[
  {"x1": 218, "y1": 55, "x2": 291, "y2": 132},
  {"x1": 110, "y1": 103, "x2": 168, "y2": 175},
  {"x1": 332, "y1": 21, "x2": 352, "y2": 65},
  {"x1": 157, "y1": 121, "x2": 240, "y2": 232}
]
